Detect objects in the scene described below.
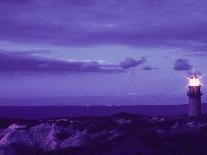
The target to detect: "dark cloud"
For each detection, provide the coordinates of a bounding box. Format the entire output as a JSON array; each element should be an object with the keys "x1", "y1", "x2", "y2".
[
  {"x1": 120, "y1": 57, "x2": 146, "y2": 69},
  {"x1": 0, "y1": 50, "x2": 154, "y2": 73},
  {"x1": 0, "y1": 51, "x2": 123, "y2": 73},
  {"x1": 0, "y1": 0, "x2": 207, "y2": 51},
  {"x1": 0, "y1": 0, "x2": 30, "y2": 4},
  {"x1": 173, "y1": 59, "x2": 193, "y2": 71},
  {"x1": 142, "y1": 66, "x2": 156, "y2": 71},
  {"x1": 0, "y1": 49, "x2": 50, "y2": 55}
]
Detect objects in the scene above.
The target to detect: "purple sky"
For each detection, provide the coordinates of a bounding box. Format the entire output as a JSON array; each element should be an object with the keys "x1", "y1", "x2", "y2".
[{"x1": 0, "y1": 0, "x2": 207, "y2": 104}]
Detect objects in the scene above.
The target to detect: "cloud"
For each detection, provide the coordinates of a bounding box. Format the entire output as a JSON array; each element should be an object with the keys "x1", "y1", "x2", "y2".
[
  {"x1": 173, "y1": 59, "x2": 193, "y2": 71},
  {"x1": 142, "y1": 66, "x2": 157, "y2": 71},
  {"x1": 0, "y1": 51, "x2": 123, "y2": 73},
  {"x1": 0, "y1": 0, "x2": 207, "y2": 51},
  {"x1": 0, "y1": 49, "x2": 50, "y2": 55},
  {"x1": 120, "y1": 57, "x2": 146, "y2": 69},
  {"x1": 0, "y1": 50, "x2": 153, "y2": 74}
]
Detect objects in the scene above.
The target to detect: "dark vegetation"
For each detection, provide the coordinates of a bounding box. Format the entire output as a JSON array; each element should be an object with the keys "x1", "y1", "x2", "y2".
[{"x1": 1, "y1": 113, "x2": 207, "y2": 155}]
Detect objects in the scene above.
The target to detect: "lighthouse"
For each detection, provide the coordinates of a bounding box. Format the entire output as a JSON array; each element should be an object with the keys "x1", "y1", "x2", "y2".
[{"x1": 187, "y1": 74, "x2": 202, "y2": 116}]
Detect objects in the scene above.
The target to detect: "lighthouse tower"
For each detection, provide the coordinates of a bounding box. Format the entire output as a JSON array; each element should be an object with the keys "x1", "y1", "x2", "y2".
[{"x1": 187, "y1": 74, "x2": 202, "y2": 116}]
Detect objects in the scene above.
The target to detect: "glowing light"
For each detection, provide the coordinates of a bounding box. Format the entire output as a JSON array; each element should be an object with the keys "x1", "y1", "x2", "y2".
[{"x1": 189, "y1": 76, "x2": 201, "y2": 86}]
